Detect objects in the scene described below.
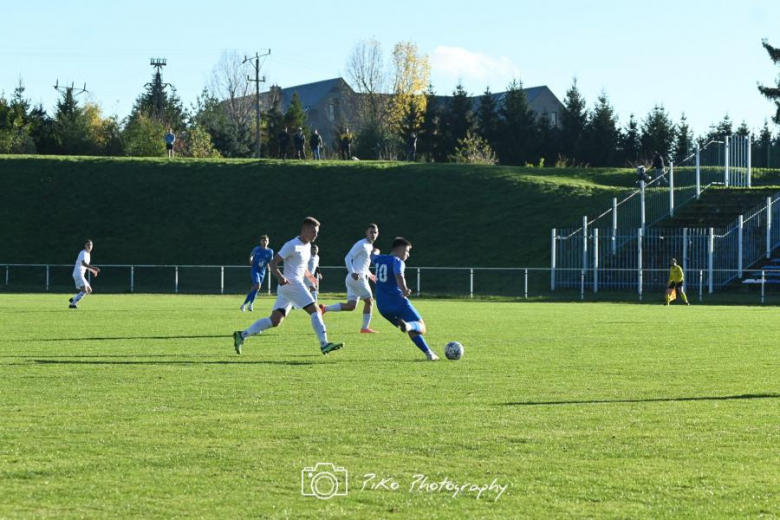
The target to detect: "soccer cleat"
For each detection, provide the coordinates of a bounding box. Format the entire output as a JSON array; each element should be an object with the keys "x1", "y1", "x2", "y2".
[
  {"x1": 321, "y1": 342, "x2": 344, "y2": 355},
  {"x1": 248, "y1": 303, "x2": 254, "y2": 312},
  {"x1": 240, "y1": 304, "x2": 246, "y2": 312},
  {"x1": 397, "y1": 319, "x2": 410, "y2": 333},
  {"x1": 360, "y1": 328, "x2": 378, "y2": 334},
  {"x1": 426, "y1": 351, "x2": 440, "y2": 361},
  {"x1": 69, "y1": 297, "x2": 74, "y2": 303},
  {"x1": 233, "y1": 331, "x2": 244, "y2": 354},
  {"x1": 319, "y1": 304, "x2": 327, "y2": 315},
  {"x1": 69, "y1": 304, "x2": 78, "y2": 309}
]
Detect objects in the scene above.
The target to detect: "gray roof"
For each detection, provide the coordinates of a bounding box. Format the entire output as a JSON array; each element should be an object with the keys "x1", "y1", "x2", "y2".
[{"x1": 262, "y1": 78, "x2": 351, "y2": 111}]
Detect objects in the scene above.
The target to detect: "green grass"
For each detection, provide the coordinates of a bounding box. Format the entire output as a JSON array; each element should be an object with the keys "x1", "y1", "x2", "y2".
[
  {"x1": 0, "y1": 156, "x2": 629, "y2": 267},
  {"x1": 1, "y1": 294, "x2": 779, "y2": 518}
]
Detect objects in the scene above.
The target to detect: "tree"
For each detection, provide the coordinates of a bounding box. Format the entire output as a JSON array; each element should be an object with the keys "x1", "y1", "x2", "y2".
[
  {"x1": 417, "y1": 84, "x2": 443, "y2": 162},
  {"x1": 346, "y1": 38, "x2": 389, "y2": 128},
  {"x1": 440, "y1": 83, "x2": 473, "y2": 158},
  {"x1": 191, "y1": 87, "x2": 250, "y2": 158},
  {"x1": 284, "y1": 92, "x2": 307, "y2": 134},
  {"x1": 52, "y1": 88, "x2": 92, "y2": 155},
  {"x1": 582, "y1": 91, "x2": 619, "y2": 166},
  {"x1": 0, "y1": 80, "x2": 37, "y2": 154},
  {"x1": 476, "y1": 87, "x2": 500, "y2": 150},
  {"x1": 180, "y1": 124, "x2": 220, "y2": 158},
  {"x1": 674, "y1": 113, "x2": 694, "y2": 163},
  {"x1": 123, "y1": 114, "x2": 167, "y2": 156},
  {"x1": 496, "y1": 79, "x2": 537, "y2": 165},
  {"x1": 640, "y1": 105, "x2": 676, "y2": 160},
  {"x1": 128, "y1": 66, "x2": 186, "y2": 130},
  {"x1": 387, "y1": 41, "x2": 430, "y2": 143},
  {"x1": 264, "y1": 87, "x2": 285, "y2": 158},
  {"x1": 758, "y1": 39, "x2": 780, "y2": 125},
  {"x1": 758, "y1": 120, "x2": 774, "y2": 167},
  {"x1": 620, "y1": 113, "x2": 641, "y2": 165},
  {"x1": 735, "y1": 121, "x2": 750, "y2": 137},
  {"x1": 559, "y1": 78, "x2": 588, "y2": 163},
  {"x1": 450, "y1": 132, "x2": 497, "y2": 164},
  {"x1": 536, "y1": 111, "x2": 559, "y2": 167},
  {"x1": 208, "y1": 51, "x2": 254, "y2": 156}
]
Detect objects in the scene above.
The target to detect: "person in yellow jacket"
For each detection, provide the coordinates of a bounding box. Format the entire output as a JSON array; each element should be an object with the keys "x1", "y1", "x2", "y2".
[{"x1": 665, "y1": 258, "x2": 690, "y2": 306}]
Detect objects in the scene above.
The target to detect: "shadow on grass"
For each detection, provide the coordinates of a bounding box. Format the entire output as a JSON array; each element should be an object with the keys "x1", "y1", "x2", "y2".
[
  {"x1": 503, "y1": 393, "x2": 780, "y2": 406},
  {"x1": 18, "y1": 335, "x2": 228, "y2": 342},
  {"x1": 32, "y1": 359, "x2": 318, "y2": 366}
]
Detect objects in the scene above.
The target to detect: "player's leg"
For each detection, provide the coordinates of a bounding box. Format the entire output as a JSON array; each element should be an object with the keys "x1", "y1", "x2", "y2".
[
  {"x1": 241, "y1": 273, "x2": 262, "y2": 311},
  {"x1": 70, "y1": 276, "x2": 91, "y2": 308},
  {"x1": 298, "y1": 287, "x2": 343, "y2": 354},
  {"x1": 358, "y1": 276, "x2": 377, "y2": 333},
  {"x1": 322, "y1": 275, "x2": 358, "y2": 313},
  {"x1": 679, "y1": 282, "x2": 690, "y2": 305},
  {"x1": 234, "y1": 287, "x2": 291, "y2": 354},
  {"x1": 397, "y1": 301, "x2": 438, "y2": 360}
]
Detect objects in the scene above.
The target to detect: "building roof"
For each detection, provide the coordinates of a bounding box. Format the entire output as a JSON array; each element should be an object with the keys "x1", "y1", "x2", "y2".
[{"x1": 261, "y1": 78, "x2": 351, "y2": 111}]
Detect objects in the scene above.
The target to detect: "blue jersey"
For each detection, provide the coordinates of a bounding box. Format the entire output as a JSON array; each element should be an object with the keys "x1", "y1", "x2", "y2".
[
  {"x1": 372, "y1": 254, "x2": 406, "y2": 302},
  {"x1": 251, "y1": 247, "x2": 274, "y2": 272}
]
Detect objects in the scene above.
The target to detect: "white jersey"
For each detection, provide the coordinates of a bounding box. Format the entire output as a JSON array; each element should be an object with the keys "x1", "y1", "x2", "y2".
[
  {"x1": 73, "y1": 250, "x2": 90, "y2": 278},
  {"x1": 307, "y1": 255, "x2": 320, "y2": 287},
  {"x1": 277, "y1": 237, "x2": 312, "y2": 285},
  {"x1": 345, "y1": 238, "x2": 373, "y2": 276}
]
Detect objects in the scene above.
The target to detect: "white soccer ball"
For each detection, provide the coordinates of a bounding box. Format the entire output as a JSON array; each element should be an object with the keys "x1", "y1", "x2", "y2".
[{"x1": 444, "y1": 341, "x2": 464, "y2": 361}]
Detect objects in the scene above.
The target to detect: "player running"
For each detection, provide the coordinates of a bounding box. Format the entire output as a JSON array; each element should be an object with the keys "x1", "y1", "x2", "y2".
[
  {"x1": 240, "y1": 235, "x2": 274, "y2": 312},
  {"x1": 665, "y1": 257, "x2": 690, "y2": 306},
  {"x1": 371, "y1": 237, "x2": 439, "y2": 361},
  {"x1": 69, "y1": 239, "x2": 100, "y2": 309},
  {"x1": 320, "y1": 224, "x2": 379, "y2": 333},
  {"x1": 233, "y1": 217, "x2": 343, "y2": 356}
]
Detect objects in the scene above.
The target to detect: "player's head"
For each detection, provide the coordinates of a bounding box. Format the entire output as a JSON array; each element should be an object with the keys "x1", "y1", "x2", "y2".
[
  {"x1": 301, "y1": 217, "x2": 321, "y2": 243},
  {"x1": 670, "y1": 257, "x2": 678, "y2": 266},
  {"x1": 260, "y1": 235, "x2": 269, "y2": 247},
  {"x1": 391, "y1": 237, "x2": 412, "y2": 261},
  {"x1": 366, "y1": 223, "x2": 379, "y2": 243},
  {"x1": 311, "y1": 244, "x2": 319, "y2": 255},
  {"x1": 84, "y1": 239, "x2": 93, "y2": 252}
]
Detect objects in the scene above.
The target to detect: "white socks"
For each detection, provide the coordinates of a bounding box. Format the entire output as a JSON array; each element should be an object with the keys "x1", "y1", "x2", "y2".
[
  {"x1": 362, "y1": 313, "x2": 372, "y2": 329},
  {"x1": 245, "y1": 317, "x2": 273, "y2": 337},
  {"x1": 72, "y1": 292, "x2": 85, "y2": 303},
  {"x1": 311, "y1": 290, "x2": 318, "y2": 302},
  {"x1": 325, "y1": 303, "x2": 342, "y2": 312},
  {"x1": 311, "y1": 313, "x2": 328, "y2": 346},
  {"x1": 406, "y1": 321, "x2": 423, "y2": 333}
]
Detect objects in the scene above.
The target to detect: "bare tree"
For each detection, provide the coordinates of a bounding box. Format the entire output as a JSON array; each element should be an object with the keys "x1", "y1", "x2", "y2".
[
  {"x1": 346, "y1": 39, "x2": 388, "y2": 125},
  {"x1": 210, "y1": 50, "x2": 254, "y2": 130}
]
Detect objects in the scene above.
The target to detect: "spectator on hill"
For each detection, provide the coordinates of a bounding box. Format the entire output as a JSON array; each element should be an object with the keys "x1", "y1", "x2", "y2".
[
  {"x1": 636, "y1": 165, "x2": 652, "y2": 185},
  {"x1": 652, "y1": 151, "x2": 669, "y2": 186},
  {"x1": 311, "y1": 129, "x2": 323, "y2": 160},
  {"x1": 340, "y1": 129, "x2": 353, "y2": 160},
  {"x1": 278, "y1": 127, "x2": 290, "y2": 160},
  {"x1": 406, "y1": 132, "x2": 417, "y2": 162},
  {"x1": 165, "y1": 129, "x2": 176, "y2": 158},
  {"x1": 294, "y1": 128, "x2": 306, "y2": 160}
]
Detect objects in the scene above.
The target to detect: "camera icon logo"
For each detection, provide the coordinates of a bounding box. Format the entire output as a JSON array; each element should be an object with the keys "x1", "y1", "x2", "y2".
[{"x1": 301, "y1": 462, "x2": 349, "y2": 499}]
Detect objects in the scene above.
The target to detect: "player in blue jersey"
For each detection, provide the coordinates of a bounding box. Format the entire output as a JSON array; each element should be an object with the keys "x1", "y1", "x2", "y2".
[
  {"x1": 372, "y1": 237, "x2": 439, "y2": 361},
  {"x1": 241, "y1": 235, "x2": 274, "y2": 312}
]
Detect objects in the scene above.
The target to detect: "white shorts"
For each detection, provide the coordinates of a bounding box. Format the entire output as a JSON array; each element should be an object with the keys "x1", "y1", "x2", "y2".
[
  {"x1": 345, "y1": 274, "x2": 372, "y2": 301},
  {"x1": 73, "y1": 273, "x2": 90, "y2": 290},
  {"x1": 273, "y1": 283, "x2": 316, "y2": 315}
]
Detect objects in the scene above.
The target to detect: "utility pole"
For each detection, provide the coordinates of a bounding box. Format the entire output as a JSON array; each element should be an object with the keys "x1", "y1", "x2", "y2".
[
  {"x1": 243, "y1": 50, "x2": 271, "y2": 158},
  {"x1": 53, "y1": 81, "x2": 88, "y2": 116}
]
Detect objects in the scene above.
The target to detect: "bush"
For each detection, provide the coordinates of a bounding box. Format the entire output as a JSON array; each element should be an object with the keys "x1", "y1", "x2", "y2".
[{"x1": 450, "y1": 132, "x2": 497, "y2": 165}]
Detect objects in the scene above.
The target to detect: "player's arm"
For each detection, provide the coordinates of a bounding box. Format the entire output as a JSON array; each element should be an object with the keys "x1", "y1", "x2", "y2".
[
  {"x1": 82, "y1": 260, "x2": 100, "y2": 276},
  {"x1": 395, "y1": 273, "x2": 412, "y2": 298},
  {"x1": 269, "y1": 254, "x2": 288, "y2": 285},
  {"x1": 304, "y1": 268, "x2": 317, "y2": 286},
  {"x1": 345, "y1": 245, "x2": 360, "y2": 280}
]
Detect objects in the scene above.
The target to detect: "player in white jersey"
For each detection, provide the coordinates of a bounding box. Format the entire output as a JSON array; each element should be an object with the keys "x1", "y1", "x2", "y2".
[
  {"x1": 320, "y1": 224, "x2": 379, "y2": 333},
  {"x1": 233, "y1": 217, "x2": 343, "y2": 356},
  {"x1": 69, "y1": 239, "x2": 100, "y2": 309},
  {"x1": 307, "y1": 244, "x2": 323, "y2": 302}
]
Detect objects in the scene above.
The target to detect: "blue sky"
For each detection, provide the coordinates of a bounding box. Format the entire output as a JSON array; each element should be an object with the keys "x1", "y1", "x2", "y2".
[{"x1": 2, "y1": 0, "x2": 779, "y2": 135}]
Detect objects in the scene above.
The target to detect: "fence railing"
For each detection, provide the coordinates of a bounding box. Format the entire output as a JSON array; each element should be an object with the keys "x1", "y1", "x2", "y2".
[{"x1": 1, "y1": 264, "x2": 779, "y2": 304}]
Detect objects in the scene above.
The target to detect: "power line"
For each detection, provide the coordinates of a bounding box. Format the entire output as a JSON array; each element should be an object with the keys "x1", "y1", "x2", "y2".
[{"x1": 243, "y1": 50, "x2": 271, "y2": 158}]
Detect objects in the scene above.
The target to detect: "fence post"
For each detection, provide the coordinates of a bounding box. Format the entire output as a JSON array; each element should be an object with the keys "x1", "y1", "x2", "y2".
[
  {"x1": 767, "y1": 197, "x2": 773, "y2": 259},
  {"x1": 5, "y1": 265, "x2": 8, "y2": 285},
  {"x1": 640, "y1": 181, "x2": 646, "y2": 231},
  {"x1": 220, "y1": 266, "x2": 225, "y2": 295},
  {"x1": 638, "y1": 227, "x2": 643, "y2": 301},
  {"x1": 738, "y1": 215, "x2": 744, "y2": 278},
  {"x1": 524, "y1": 269, "x2": 528, "y2": 299},
  {"x1": 267, "y1": 266, "x2": 272, "y2": 295},
  {"x1": 699, "y1": 270, "x2": 703, "y2": 302},
  {"x1": 130, "y1": 266, "x2": 135, "y2": 293},
  {"x1": 669, "y1": 160, "x2": 675, "y2": 216},
  {"x1": 708, "y1": 228, "x2": 714, "y2": 294},
  {"x1": 747, "y1": 135, "x2": 752, "y2": 188},
  {"x1": 582, "y1": 216, "x2": 588, "y2": 272},
  {"x1": 611, "y1": 197, "x2": 618, "y2": 255},
  {"x1": 45, "y1": 265, "x2": 50, "y2": 292},
  {"x1": 682, "y1": 228, "x2": 689, "y2": 273},
  {"x1": 580, "y1": 269, "x2": 585, "y2": 301},
  {"x1": 724, "y1": 136, "x2": 730, "y2": 187},
  {"x1": 695, "y1": 145, "x2": 701, "y2": 198},
  {"x1": 469, "y1": 268, "x2": 474, "y2": 299},
  {"x1": 761, "y1": 270, "x2": 766, "y2": 305},
  {"x1": 175, "y1": 266, "x2": 179, "y2": 294},
  {"x1": 416, "y1": 268, "x2": 421, "y2": 297},
  {"x1": 593, "y1": 228, "x2": 599, "y2": 293},
  {"x1": 551, "y1": 228, "x2": 556, "y2": 291}
]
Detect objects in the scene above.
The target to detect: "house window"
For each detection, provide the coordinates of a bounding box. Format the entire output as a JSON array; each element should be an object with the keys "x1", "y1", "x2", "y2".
[{"x1": 549, "y1": 112, "x2": 558, "y2": 126}]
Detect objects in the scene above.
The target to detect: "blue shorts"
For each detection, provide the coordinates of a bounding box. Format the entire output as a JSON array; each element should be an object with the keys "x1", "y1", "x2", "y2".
[
  {"x1": 251, "y1": 269, "x2": 265, "y2": 285},
  {"x1": 377, "y1": 297, "x2": 422, "y2": 327}
]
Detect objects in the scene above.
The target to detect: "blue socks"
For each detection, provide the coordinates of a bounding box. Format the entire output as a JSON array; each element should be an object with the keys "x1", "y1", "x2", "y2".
[
  {"x1": 243, "y1": 290, "x2": 258, "y2": 305},
  {"x1": 411, "y1": 335, "x2": 431, "y2": 354}
]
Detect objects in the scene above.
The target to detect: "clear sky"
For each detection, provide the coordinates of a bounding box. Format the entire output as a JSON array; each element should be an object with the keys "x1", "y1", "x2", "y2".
[{"x1": 2, "y1": 0, "x2": 778, "y2": 135}]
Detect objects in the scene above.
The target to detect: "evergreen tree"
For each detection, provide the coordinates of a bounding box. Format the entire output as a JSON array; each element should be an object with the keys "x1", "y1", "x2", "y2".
[
  {"x1": 640, "y1": 105, "x2": 676, "y2": 160},
  {"x1": 536, "y1": 111, "x2": 559, "y2": 167},
  {"x1": 440, "y1": 83, "x2": 473, "y2": 159},
  {"x1": 620, "y1": 113, "x2": 641, "y2": 165},
  {"x1": 583, "y1": 92, "x2": 619, "y2": 166},
  {"x1": 476, "y1": 87, "x2": 500, "y2": 150},
  {"x1": 735, "y1": 121, "x2": 750, "y2": 137},
  {"x1": 283, "y1": 92, "x2": 307, "y2": 134},
  {"x1": 758, "y1": 39, "x2": 780, "y2": 125},
  {"x1": 559, "y1": 78, "x2": 588, "y2": 163},
  {"x1": 706, "y1": 114, "x2": 733, "y2": 141},
  {"x1": 53, "y1": 88, "x2": 92, "y2": 154},
  {"x1": 496, "y1": 79, "x2": 537, "y2": 165},
  {"x1": 28, "y1": 104, "x2": 56, "y2": 154},
  {"x1": 128, "y1": 67, "x2": 186, "y2": 130},
  {"x1": 418, "y1": 84, "x2": 443, "y2": 162},
  {"x1": 264, "y1": 89, "x2": 285, "y2": 158},
  {"x1": 758, "y1": 120, "x2": 774, "y2": 168},
  {"x1": 674, "y1": 114, "x2": 694, "y2": 163}
]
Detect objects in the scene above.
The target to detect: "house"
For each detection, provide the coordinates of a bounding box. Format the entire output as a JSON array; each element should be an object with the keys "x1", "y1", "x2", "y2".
[{"x1": 255, "y1": 77, "x2": 564, "y2": 150}]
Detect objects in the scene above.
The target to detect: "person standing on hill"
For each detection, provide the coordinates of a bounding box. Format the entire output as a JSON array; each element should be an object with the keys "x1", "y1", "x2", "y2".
[
  {"x1": 652, "y1": 151, "x2": 669, "y2": 186},
  {"x1": 165, "y1": 129, "x2": 176, "y2": 158},
  {"x1": 278, "y1": 127, "x2": 290, "y2": 159},
  {"x1": 311, "y1": 129, "x2": 323, "y2": 160},
  {"x1": 340, "y1": 128, "x2": 353, "y2": 160},
  {"x1": 407, "y1": 132, "x2": 417, "y2": 162},
  {"x1": 294, "y1": 128, "x2": 306, "y2": 159}
]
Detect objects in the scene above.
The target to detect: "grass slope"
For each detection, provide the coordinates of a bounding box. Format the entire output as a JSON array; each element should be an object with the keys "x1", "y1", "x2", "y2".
[
  {"x1": 1, "y1": 294, "x2": 779, "y2": 518},
  {"x1": 0, "y1": 156, "x2": 631, "y2": 268}
]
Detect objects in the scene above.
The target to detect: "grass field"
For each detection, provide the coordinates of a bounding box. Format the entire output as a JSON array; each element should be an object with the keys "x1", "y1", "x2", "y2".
[{"x1": 1, "y1": 294, "x2": 779, "y2": 518}]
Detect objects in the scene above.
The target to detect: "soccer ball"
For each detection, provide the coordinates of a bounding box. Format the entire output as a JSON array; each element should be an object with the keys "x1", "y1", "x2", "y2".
[{"x1": 444, "y1": 341, "x2": 464, "y2": 361}]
